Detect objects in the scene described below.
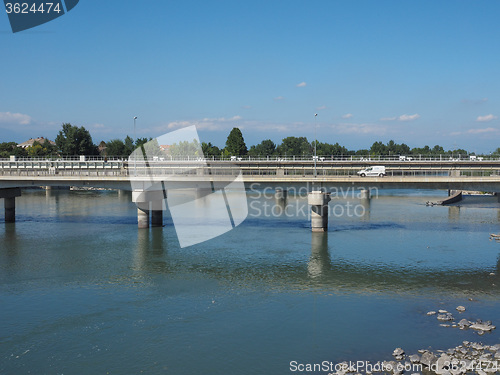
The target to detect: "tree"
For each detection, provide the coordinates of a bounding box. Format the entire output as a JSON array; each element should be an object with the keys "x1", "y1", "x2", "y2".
[
  {"x1": 277, "y1": 137, "x2": 311, "y2": 157},
  {"x1": 124, "y1": 136, "x2": 135, "y2": 156},
  {"x1": 106, "y1": 139, "x2": 126, "y2": 157},
  {"x1": 248, "y1": 139, "x2": 276, "y2": 157},
  {"x1": 0, "y1": 142, "x2": 27, "y2": 158},
  {"x1": 55, "y1": 123, "x2": 97, "y2": 155},
  {"x1": 370, "y1": 141, "x2": 387, "y2": 155},
  {"x1": 225, "y1": 128, "x2": 248, "y2": 156},
  {"x1": 26, "y1": 140, "x2": 57, "y2": 157},
  {"x1": 202, "y1": 142, "x2": 221, "y2": 158}
]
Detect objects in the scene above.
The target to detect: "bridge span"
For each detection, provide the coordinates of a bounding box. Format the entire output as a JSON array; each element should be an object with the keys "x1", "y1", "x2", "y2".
[{"x1": 1, "y1": 158, "x2": 500, "y2": 228}]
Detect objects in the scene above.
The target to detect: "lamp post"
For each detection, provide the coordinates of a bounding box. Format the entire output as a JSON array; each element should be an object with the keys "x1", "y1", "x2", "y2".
[
  {"x1": 133, "y1": 116, "x2": 137, "y2": 176},
  {"x1": 314, "y1": 113, "x2": 318, "y2": 178}
]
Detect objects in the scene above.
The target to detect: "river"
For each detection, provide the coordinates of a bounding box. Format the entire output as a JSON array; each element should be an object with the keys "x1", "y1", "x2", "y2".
[{"x1": 1, "y1": 188, "x2": 499, "y2": 374}]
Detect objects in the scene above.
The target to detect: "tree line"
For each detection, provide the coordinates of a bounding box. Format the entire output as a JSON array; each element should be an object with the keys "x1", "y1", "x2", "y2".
[{"x1": 1, "y1": 123, "x2": 499, "y2": 159}]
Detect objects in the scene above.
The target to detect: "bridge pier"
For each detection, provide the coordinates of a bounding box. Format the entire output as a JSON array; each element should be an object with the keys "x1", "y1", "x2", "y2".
[
  {"x1": 151, "y1": 205, "x2": 163, "y2": 227},
  {"x1": 275, "y1": 188, "x2": 288, "y2": 201},
  {"x1": 132, "y1": 189, "x2": 165, "y2": 229},
  {"x1": 359, "y1": 188, "x2": 370, "y2": 200},
  {"x1": 0, "y1": 188, "x2": 22, "y2": 223},
  {"x1": 137, "y1": 206, "x2": 150, "y2": 229},
  {"x1": 308, "y1": 191, "x2": 331, "y2": 232}
]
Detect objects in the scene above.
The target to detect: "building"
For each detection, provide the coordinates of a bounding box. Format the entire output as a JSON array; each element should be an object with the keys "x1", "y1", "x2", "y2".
[{"x1": 17, "y1": 137, "x2": 56, "y2": 149}]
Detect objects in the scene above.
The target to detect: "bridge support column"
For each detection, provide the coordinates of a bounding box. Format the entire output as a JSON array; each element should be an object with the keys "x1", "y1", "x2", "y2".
[
  {"x1": 1, "y1": 188, "x2": 21, "y2": 223},
  {"x1": 359, "y1": 189, "x2": 370, "y2": 200},
  {"x1": 275, "y1": 188, "x2": 287, "y2": 200},
  {"x1": 308, "y1": 191, "x2": 331, "y2": 232},
  {"x1": 497, "y1": 193, "x2": 500, "y2": 203},
  {"x1": 137, "y1": 206, "x2": 150, "y2": 229},
  {"x1": 132, "y1": 189, "x2": 165, "y2": 229},
  {"x1": 151, "y1": 205, "x2": 163, "y2": 227}
]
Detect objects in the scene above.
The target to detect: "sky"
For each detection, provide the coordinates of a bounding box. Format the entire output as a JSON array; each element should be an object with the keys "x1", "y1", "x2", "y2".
[{"x1": 1, "y1": 0, "x2": 499, "y2": 154}]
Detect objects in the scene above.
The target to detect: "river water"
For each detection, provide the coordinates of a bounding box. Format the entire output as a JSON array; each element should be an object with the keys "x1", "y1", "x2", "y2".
[{"x1": 1, "y1": 188, "x2": 499, "y2": 374}]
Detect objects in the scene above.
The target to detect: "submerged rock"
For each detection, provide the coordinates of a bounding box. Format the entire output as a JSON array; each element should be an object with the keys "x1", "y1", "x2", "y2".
[
  {"x1": 469, "y1": 320, "x2": 496, "y2": 332},
  {"x1": 437, "y1": 313, "x2": 454, "y2": 321},
  {"x1": 392, "y1": 347, "x2": 405, "y2": 357}
]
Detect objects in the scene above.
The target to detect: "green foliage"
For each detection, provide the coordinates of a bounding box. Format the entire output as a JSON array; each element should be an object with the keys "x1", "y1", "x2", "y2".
[
  {"x1": 55, "y1": 123, "x2": 98, "y2": 155},
  {"x1": 124, "y1": 136, "x2": 135, "y2": 156},
  {"x1": 26, "y1": 140, "x2": 57, "y2": 157},
  {"x1": 277, "y1": 137, "x2": 311, "y2": 156},
  {"x1": 0, "y1": 142, "x2": 27, "y2": 158},
  {"x1": 314, "y1": 141, "x2": 350, "y2": 156},
  {"x1": 105, "y1": 139, "x2": 126, "y2": 157},
  {"x1": 248, "y1": 139, "x2": 276, "y2": 157},
  {"x1": 168, "y1": 139, "x2": 201, "y2": 158},
  {"x1": 202, "y1": 142, "x2": 221, "y2": 158},
  {"x1": 225, "y1": 128, "x2": 248, "y2": 156},
  {"x1": 135, "y1": 137, "x2": 150, "y2": 149}
]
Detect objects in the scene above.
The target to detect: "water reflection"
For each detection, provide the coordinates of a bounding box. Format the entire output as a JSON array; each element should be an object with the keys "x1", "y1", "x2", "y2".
[
  {"x1": 308, "y1": 232, "x2": 331, "y2": 278},
  {"x1": 133, "y1": 228, "x2": 167, "y2": 273},
  {"x1": 358, "y1": 197, "x2": 371, "y2": 221},
  {"x1": 448, "y1": 205, "x2": 460, "y2": 222}
]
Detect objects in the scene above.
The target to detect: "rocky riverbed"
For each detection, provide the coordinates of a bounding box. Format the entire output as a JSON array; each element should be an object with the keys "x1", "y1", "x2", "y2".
[{"x1": 332, "y1": 306, "x2": 498, "y2": 375}]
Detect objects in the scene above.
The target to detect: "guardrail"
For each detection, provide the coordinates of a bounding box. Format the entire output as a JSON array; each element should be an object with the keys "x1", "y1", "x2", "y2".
[
  {"x1": 2, "y1": 155, "x2": 500, "y2": 163},
  {"x1": 0, "y1": 165, "x2": 499, "y2": 178}
]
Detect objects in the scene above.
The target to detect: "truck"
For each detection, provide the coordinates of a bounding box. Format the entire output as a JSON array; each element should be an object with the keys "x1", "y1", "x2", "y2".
[{"x1": 357, "y1": 166, "x2": 386, "y2": 177}]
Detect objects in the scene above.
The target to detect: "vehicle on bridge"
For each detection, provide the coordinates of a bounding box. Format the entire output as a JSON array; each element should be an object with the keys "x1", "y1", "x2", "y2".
[{"x1": 357, "y1": 165, "x2": 386, "y2": 177}]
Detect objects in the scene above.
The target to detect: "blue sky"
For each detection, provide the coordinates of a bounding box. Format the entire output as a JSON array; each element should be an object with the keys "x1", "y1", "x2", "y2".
[{"x1": 1, "y1": 0, "x2": 499, "y2": 153}]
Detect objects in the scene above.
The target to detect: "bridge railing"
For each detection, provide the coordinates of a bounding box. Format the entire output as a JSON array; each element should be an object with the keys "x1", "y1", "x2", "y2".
[
  {"x1": 2, "y1": 155, "x2": 500, "y2": 163},
  {"x1": 1, "y1": 165, "x2": 499, "y2": 178}
]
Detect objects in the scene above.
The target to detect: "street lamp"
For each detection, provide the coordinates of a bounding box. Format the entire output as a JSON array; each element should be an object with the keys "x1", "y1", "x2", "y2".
[
  {"x1": 314, "y1": 113, "x2": 318, "y2": 178},
  {"x1": 133, "y1": 116, "x2": 137, "y2": 176}
]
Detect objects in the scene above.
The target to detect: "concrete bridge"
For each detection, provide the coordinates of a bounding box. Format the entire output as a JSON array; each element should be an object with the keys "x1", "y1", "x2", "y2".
[{"x1": 1, "y1": 157, "x2": 500, "y2": 229}]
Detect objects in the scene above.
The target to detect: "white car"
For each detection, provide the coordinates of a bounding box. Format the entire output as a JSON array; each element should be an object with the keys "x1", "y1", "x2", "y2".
[{"x1": 357, "y1": 166, "x2": 386, "y2": 177}]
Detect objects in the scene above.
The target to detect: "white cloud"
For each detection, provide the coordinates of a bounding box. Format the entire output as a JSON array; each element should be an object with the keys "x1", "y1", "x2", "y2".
[
  {"x1": 332, "y1": 123, "x2": 387, "y2": 135},
  {"x1": 398, "y1": 114, "x2": 420, "y2": 121},
  {"x1": 341, "y1": 113, "x2": 353, "y2": 119},
  {"x1": 242, "y1": 105, "x2": 252, "y2": 109},
  {"x1": 0, "y1": 111, "x2": 32, "y2": 125},
  {"x1": 467, "y1": 127, "x2": 498, "y2": 134},
  {"x1": 274, "y1": 96, "x2": 285, "y2": 101},
  {"x1": 296, "y1": 82, "x2": 307, "y2": 87},
  {"x1": 162, "y1": 116, "x2": 243, "y2": 132},
  {"x1": 380, "y1": 114, "x2": 420, "y2": 122},
  {"x1": 476, "y1": 114, "x2": 497, "y2": 122},
  {"x1": 316, "y1": 105, "x2": 327, "y2": 111}
]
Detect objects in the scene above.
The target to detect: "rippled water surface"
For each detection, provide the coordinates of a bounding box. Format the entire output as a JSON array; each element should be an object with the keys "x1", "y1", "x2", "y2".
[{"x1": 1, "y1": 189, "x2": 499, "y2": 374}]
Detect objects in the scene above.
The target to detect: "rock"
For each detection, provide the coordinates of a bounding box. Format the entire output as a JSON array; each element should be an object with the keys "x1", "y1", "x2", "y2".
[
  {"x1": 408, "y1": 354, "x2": 420, "y2": 363},
  {"x1": 470, "y1": 322, "x2": 496, "y2": 332},
  {"x1": 440, "y1": 324, "x2": 451, "y2": 327},
  {"x1": 439, "y1": 309, "x2": 448, "y2": 313},
  {"x1": 420, "y1": 351, "x2": 437, "y2": 367},
  {"x1": 427, "y1": 311, "x2": 437, "y2": 316},
  {"x1": 490, "y1": 344, "x2": 500, "y2": 352},
  {"x1": 438, "y1": 313, "x2": 454, "y2": 321},
  {"x1": 458, "y1": 318, "x2": 471, "y2": 328},
  {"x1": 456, "y1": 305, "x2": 466, "y2": 312},
  {"x1": 393, "y1": 347, "x2": 405, "y2": 357}
]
